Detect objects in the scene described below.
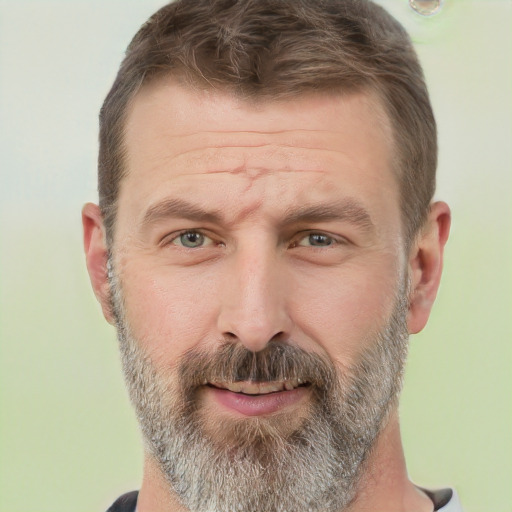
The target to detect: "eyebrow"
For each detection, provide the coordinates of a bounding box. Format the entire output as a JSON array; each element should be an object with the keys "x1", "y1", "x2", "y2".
[
  {"x1": 141, "y1": 198, "x2": 224, "y2": 228},
  {"x1": 280, "y1": 200, "x2": 375, "y2": 233},
  {"x1": 141, "y1": 197, "x2": 375, "y2": 233}
]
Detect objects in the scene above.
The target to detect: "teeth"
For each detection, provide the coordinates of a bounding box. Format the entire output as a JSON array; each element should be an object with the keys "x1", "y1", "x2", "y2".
[
  {"x1": 210, "y1": 379, "x2": 302, "y2": 395},
  {"x1": 284, "y1": 381, "x2": 295, "y2": 391}
]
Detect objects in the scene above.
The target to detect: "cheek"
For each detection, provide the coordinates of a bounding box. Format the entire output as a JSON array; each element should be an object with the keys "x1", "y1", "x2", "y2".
[
  {"x1": 118, "y1": 259, "x2": 221, "y2": 366},
  {"x1": 289, "y1": 260, "x2": 400, "y2": 364}
]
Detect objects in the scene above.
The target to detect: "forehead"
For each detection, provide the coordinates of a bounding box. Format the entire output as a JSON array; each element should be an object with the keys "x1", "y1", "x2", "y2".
[
  {"x1": 123, "y1": 79, "x2": 393, "y2": 165},
  {"x1": 118, "y1": 79, "x2": 399, "y2": 234}
]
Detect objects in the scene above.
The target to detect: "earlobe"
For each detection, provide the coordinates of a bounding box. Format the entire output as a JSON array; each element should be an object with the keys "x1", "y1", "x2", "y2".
[
  {"x1": 82, "y1": 203, "x2": 115, "y2": 324},
  {"x1": 407, "y1": 201, "x2": 451, "y2": 334}
]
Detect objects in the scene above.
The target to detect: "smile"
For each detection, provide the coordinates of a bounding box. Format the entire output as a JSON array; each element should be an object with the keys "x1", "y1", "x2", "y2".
[
  {"x1": 208, "y1": 379, "x2": 307, "y2": 395},
  {"x1": 204, "y1": 380, "x2": 311, "y2": 416}
]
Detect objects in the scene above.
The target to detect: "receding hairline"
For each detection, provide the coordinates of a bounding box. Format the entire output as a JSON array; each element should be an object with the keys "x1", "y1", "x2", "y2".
[{"x1": 127, "y1": 66, "x2": 394, "y2": 109}]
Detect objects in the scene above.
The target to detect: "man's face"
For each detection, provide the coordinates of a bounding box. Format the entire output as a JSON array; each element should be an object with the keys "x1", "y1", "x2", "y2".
[
  {"x1": 109, "y1": 81, "x2": 410, "y2": 511},
  {"x1": 115, "y1": 81, "x2": 405, "y2": 367}
]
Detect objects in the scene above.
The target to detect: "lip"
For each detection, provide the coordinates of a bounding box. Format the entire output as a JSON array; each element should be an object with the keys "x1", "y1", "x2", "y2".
[{"x1": 204, "y1": 382, "x2": 309, "y2": 416}]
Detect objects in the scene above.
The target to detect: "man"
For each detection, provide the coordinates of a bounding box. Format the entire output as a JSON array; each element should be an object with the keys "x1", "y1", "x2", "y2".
[{"x1": 82, "y1": 0, "x2": 461, "y2": 510}]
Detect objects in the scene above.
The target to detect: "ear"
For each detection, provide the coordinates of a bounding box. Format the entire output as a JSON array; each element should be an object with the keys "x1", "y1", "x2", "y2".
[
  {"x1": 82, "y1": 203, "x2": 115, "y2": 324},
  {"x1": 407, "y1": 201, "x2": 451, "y2": 334}
]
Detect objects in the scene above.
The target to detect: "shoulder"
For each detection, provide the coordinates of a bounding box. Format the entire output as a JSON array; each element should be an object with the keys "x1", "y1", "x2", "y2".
[{"x1": 105, "y1": 491, "x2": 139, "y2": 512}]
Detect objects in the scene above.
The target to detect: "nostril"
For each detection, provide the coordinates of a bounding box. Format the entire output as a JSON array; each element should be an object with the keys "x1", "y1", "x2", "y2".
[{"x1": 269, "y1": 331, "x2": 287, "y2": 344}]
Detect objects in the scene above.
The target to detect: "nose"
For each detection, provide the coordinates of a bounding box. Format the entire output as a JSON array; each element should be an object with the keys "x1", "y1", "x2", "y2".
[{"x1": 217, "y1": 243, "x2": 292, "y2": 353}]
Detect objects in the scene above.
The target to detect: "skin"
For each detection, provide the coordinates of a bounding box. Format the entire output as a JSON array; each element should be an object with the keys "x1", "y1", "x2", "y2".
[{"x1": 83, "y1": 79, "x2": 450, "y2": 512}]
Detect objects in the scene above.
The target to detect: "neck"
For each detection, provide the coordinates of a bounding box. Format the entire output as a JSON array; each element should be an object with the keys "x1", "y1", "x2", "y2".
[
  {"x1": 137, "y1": 411, "x2": 433, "y2": 512},
  {"x1": 137, "y1": 457, "x2": 188, "y2": 512},
  {"x1": 345, "y1": 410, "x2": 434, "y2": 512}
]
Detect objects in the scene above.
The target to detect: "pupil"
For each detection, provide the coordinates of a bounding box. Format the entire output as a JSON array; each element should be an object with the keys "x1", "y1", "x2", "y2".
[
  {"x1": 182, "y1": 232, "x2": 203, "y2": 247},
  {"x1": 310, "y1": 234, "x2": 330, "y2": 246}
]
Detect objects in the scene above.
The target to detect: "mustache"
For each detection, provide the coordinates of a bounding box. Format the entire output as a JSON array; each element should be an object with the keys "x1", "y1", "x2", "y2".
[{"x1": 178, "y1": 341, "x2": 337, "y2": 389}]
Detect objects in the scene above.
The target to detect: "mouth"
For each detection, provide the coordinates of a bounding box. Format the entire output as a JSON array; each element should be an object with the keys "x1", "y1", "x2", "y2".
[
  {"x1": 207, "y1": 379, "x2": 308, "y2": 395},
  {"x1": 203, "y1": 379, "x2": 311, "y2": 416}
]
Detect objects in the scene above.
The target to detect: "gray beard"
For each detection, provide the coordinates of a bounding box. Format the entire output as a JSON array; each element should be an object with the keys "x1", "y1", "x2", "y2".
[{"x1": 110, "y1": 271, "x2": 410, "y2": 512}]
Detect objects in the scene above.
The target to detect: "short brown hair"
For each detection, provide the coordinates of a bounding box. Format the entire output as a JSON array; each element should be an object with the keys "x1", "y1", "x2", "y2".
[{"x1": 99, "y1": 0, "x2": 436, "y2": 244}]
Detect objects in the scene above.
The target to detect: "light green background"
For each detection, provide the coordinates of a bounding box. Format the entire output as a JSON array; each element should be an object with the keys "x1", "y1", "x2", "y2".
[{"x1": 0, "y1": 1, "x2": 510, "y2": 511}]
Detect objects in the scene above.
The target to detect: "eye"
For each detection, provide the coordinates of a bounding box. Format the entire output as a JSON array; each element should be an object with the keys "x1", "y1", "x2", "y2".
[
  {"x1": 171, "y1": 230, "x2": 212, "y2": 248},
  {"x1": 295, "y1": 232, "x2": 338, "y2": 247}
]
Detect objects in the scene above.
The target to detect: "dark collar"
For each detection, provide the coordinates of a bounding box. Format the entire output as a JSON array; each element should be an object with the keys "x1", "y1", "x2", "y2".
[
  {"x1": 106, "y1": 488, "x2": 454, "y2": 512},
  {"x1": 106, "y1": 491, "x2": 138, "y2": 512}
]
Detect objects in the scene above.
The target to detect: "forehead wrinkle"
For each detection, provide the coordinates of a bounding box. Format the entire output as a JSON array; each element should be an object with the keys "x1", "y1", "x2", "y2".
[
  {"x1": 128, "y1": 125, "x2": 371, "y2": 161},
  {"x1": 149, "y1": 142, "x2": 358, "y2": 162},
  {"x1": 130, "y1": 144, "x2": 356, "y2": 181},
  {"x1": 166, "y1": 128, "x2": 350, "y2": 146},
  {"x1": 128, "y1": 147, "x2": 334, "y2": 180},
  {"x1": 195, "y1": 166, "x2": 328, "y2": 177}
]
